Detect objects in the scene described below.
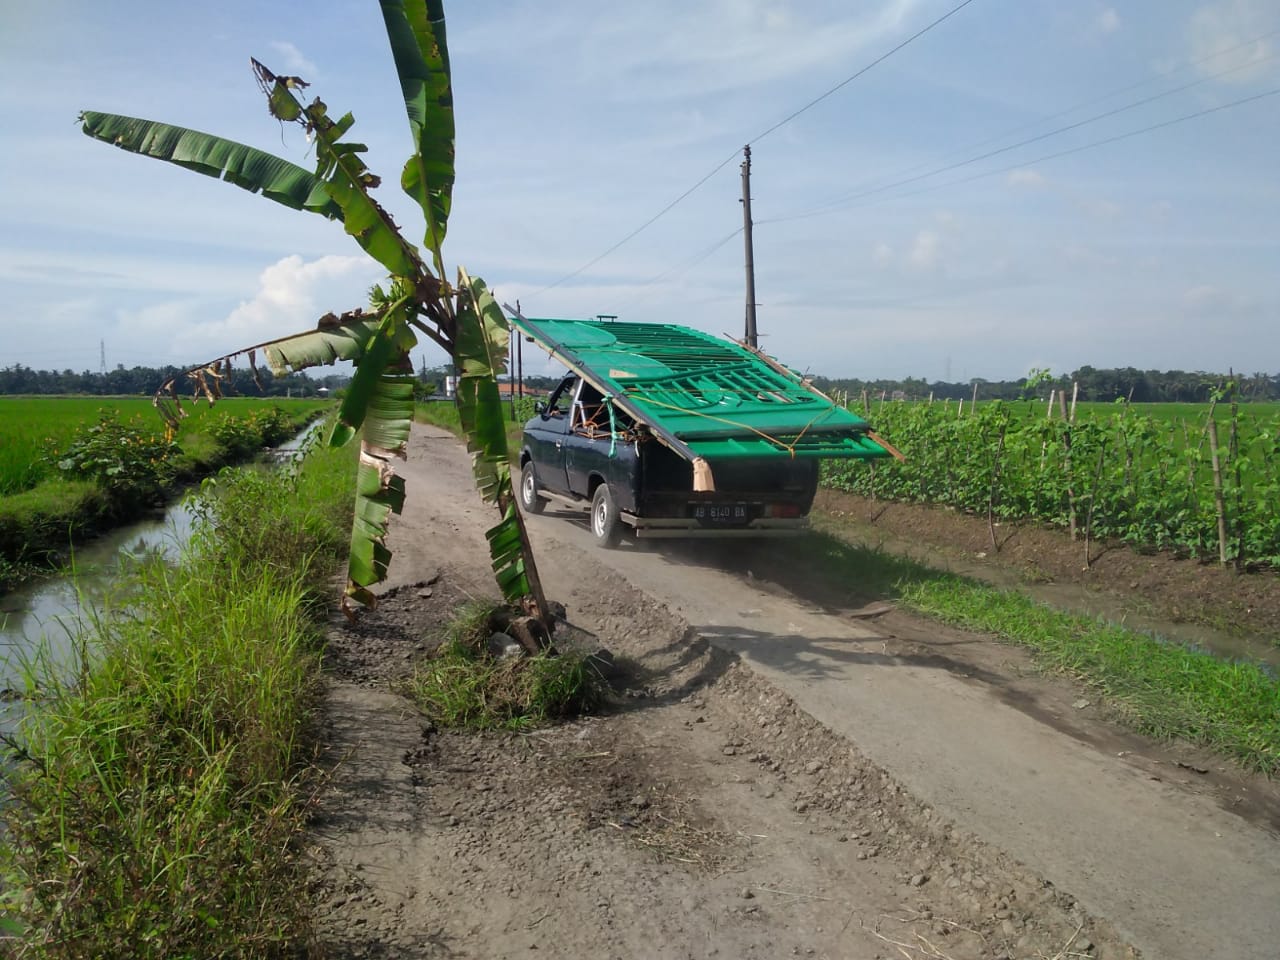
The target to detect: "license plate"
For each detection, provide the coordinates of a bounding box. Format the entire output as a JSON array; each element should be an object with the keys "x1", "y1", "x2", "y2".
[{"x1": 692, "y1": 503, "x2": 750, "y2": 525}]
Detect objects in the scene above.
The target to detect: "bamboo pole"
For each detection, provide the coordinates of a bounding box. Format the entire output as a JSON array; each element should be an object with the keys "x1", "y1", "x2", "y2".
[
  {"x1": 1206, "y1": 412, "x2": 1229, "y2": 567},
  {"x1": 1058, "y1": 389, "x2": 1076, "y2": 540}
]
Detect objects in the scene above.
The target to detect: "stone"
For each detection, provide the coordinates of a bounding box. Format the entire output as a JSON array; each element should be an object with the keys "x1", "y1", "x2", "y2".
[{"x1": 486, "y1": 631, "x2": 524, "y2": 660}]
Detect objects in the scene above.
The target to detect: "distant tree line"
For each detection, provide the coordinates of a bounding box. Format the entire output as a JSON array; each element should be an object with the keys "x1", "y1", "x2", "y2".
[
  {"x1": 0, "y1": 363, "x2": 350, "y2": 397},
  {"x1": 11, "y1": 360, "x2": 1273, "y2": 406},
  {"x1": 812, "y1": 367, "x2": 1280, "y2": 404}
]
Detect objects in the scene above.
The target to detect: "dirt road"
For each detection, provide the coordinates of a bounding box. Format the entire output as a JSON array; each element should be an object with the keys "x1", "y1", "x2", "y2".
[{"x1": 309, "y1": 426, "x2": 1279, "y2": 959}]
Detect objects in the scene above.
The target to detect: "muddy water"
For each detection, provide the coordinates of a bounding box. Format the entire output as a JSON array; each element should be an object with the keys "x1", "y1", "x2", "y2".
[{"x1": 0, "y1": 500, "x2": 196, "y2": 693}]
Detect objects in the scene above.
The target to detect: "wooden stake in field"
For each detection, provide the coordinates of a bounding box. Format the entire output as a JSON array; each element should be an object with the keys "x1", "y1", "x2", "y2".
[
  {"x1": 1206, "y1": 411, "x2": 1229, "y2": 567},
  {"x1": 1058, "y1": 389, "x2": 1077, "y2": 540}
]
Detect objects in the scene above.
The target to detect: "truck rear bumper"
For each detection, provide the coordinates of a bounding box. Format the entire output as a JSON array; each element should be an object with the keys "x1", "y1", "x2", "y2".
[{"x1": 623, "y1": 515, "x2": 810, "y2": 538}]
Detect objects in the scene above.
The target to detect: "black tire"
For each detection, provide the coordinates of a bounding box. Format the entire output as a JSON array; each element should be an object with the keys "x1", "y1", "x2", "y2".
[
  {"x1": 590, "y1": 483, "x2": 622, "y2": 548},
  {"x1": 519, "y1": 462, "x2": 545, "y2": 515}
]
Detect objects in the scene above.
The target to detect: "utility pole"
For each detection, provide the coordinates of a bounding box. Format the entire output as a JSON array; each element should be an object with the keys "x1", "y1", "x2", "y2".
[
  {"x1": 515, "y1": 300, "x2": 524, "y2": 403},
  {"x1": 99, "y1": 339, "x2": 106, "y2": 376},
  {"x1": 740, "y1": 145, "x2": 758, "y2": 348}
]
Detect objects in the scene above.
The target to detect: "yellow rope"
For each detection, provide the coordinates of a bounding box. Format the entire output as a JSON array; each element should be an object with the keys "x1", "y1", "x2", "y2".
[{"x1": 627, "y1": 392, "x2": 841, "y2": 457}]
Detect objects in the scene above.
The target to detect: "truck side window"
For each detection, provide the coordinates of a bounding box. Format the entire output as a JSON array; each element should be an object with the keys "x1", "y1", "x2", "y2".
[
  {"x1": 544, "y1": 375, "x2": 576, "y2": 417},
  {"x1": 573, "y1": 381, "x2": 608, "y2": 435}
]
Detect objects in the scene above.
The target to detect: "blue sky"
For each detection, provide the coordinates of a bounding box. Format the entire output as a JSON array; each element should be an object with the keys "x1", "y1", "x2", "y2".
[{"x1": 2, "y1": 0, "x2": 1276, "y2": 382}]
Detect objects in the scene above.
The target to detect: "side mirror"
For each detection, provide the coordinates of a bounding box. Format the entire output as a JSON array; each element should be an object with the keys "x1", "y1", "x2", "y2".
[{"x1": 534, "y1": 400, "x2": 547, "y2": 415}]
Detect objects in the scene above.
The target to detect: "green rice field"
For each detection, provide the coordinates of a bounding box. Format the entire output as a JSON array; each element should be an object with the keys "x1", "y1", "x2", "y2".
[{"x1": 0, "y1": 396, "x2": 326, "y2": 497}]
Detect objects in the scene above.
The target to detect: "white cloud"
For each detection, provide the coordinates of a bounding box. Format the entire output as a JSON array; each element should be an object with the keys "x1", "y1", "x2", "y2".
[
  {"x1": 1006, "y1": 169, "x2": 1047, "y2": 189},
  {"x1": 1097, "y1": 9, "x2": 1121, "y2": 35},
  {"x1": 1188, "y1": 1, "x2": 1276, "y2": 84},
  {"x1": 1183, "y1": 283, "x2": 1255, "y2": 314},
  {"x1": 119, "y1": 254, "x2": 383, "y2": 364},
  {"x1": 268, "y1": 41, "x2": 319, "y2": 79},
  {"x1": 907, "y1": 229, "x2": 941, "y2": 272}
]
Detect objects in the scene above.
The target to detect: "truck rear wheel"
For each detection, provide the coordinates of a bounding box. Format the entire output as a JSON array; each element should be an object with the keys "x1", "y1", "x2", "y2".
[
  {"x1": 519, "y1": 462, "x2": 545, "y2": 514},
  {"x1": 590, "y1": 483, "x2": 622, "y2": 548}
]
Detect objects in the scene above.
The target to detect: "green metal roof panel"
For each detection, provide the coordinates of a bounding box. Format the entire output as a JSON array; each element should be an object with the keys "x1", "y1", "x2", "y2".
[{"x1": 511, "y1": 316, "x2": 890, "y2": 462}]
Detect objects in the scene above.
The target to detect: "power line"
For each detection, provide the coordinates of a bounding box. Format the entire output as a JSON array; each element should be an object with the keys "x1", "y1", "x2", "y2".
[
  {"x1": 530, "y1": 154, "x2": 740, "y2": 296},
  {"x1": 615, "y1": 228, "x2": 744, "y2": 313},
  {"x1": 531, "y1": 0, "x2": 980, "y2": 297},
  {"x1": 748, "y1": 0, "x2": 979, "y2": 146},
  {"x1": 859, "y1": 24, "x2": 1280, "y2": 190},
  {"x1": 764, "y1": 50, "x2": 1277, "y2": 225},
  {"x1": 766, "y1": 84, "x2": 1280, "y2": 221}
]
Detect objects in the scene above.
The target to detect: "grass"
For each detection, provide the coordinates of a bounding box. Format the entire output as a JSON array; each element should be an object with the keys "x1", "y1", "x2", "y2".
[
  {"x1": 0, "y1": 426, "x2": 356, "y2": 958},
  {"x1": 405, "y1": 601, "x2": 603, "y2": 730},
  {"x1": 790, "y1": 522, "x2": 1280, "y2": 775}
]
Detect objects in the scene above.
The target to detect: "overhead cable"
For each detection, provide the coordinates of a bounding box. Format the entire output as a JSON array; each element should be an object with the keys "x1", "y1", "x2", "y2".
[
  {"x1": 531, "y1": 0, "x2": 981, "y2": 296},
  {"x1": 764, "y1": 84, "x2": 1280, "y2": 221}
]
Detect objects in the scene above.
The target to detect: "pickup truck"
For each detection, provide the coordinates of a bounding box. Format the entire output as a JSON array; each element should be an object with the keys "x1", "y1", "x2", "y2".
[
  {"x1": 519, "y1": 372, "x2": 824, "y2": 545},
  {"x1": 512, "y1": 317, "x2": 893, "y2": 547}
]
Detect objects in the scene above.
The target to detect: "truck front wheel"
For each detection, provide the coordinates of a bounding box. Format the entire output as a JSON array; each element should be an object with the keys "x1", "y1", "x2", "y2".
[
  {"x1": 590, "y1": 484, "x2": 623, "y2": 548},
  {"x1": 519, "y1": 462, "x2": 546, "y2": 515}
]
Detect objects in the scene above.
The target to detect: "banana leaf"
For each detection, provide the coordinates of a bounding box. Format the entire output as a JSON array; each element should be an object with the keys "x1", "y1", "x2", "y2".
[
  {"x1": 153, "y1": 310, "x2": 385, "y2": 426},
  {"x1": 381, "y1": 0, "x2": 455, "y2": 275},
  {"x1": 454, "y1": 269, "x2": 511, "y2": 501},
  {"x1": 330, "y1": 304, "x2": 417, "y2": 448},
  {"x1": 80, "y1": 112, "x2": 341, "y2": 219},
  {"x1": 347, "y1": 447, "x2": 408, "y2": 608},
  {"x1": 485, "y1": 504, "x2": 531, "y2": 600}
]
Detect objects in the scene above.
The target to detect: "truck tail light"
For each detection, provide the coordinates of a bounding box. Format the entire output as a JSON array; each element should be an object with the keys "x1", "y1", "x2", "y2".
[{"x1": 769, "y1": 503, "x2": 801, "y2": 518}]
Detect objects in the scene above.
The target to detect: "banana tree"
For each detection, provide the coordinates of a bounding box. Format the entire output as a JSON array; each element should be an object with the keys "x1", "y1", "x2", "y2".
[{"x1": 81, "y1": 0, "x2": 548, "y2": 623}]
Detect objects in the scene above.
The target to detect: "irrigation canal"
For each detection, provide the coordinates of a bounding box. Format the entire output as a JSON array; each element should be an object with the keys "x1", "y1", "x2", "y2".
[{"x1": 0, "y1": 426, "x2": 319, "y2": 732}]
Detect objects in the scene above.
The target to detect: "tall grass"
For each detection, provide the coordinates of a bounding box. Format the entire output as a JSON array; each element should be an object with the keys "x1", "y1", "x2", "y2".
[{"x1": 0, "y1": 431, "x2": 355, "y2": 957}]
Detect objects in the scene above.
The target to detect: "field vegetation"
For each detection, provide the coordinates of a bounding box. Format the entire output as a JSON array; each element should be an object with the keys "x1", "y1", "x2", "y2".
[
  {"x1": 0, "y1": 397, "x2": 328, "y2": 589},
  {"x1": 827, "y1": 397, "x2": 1280, "y2": 567},
  {"x1": 0, "y1": 432, "x2": 355, "y2": 957}
]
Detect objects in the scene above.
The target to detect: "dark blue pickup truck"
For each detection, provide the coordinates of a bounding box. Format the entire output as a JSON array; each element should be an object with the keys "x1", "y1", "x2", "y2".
[
  {"x1": 511, "y1": 317, "x2": 894, "y2": 548},
  {"x1": 519, "y1": 372, "x2": 824, "y2": 546}
]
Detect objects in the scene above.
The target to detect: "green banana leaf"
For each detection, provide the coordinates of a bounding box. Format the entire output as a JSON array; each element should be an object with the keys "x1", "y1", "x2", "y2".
[
  {"x1": 344, "y1": 351, "x2": 416, "y2": 605},
  {"x1": 80, "y1": 112, "x2": 341, "y2": 219},
  {"x1": 263, "y1": 314, "x2": 386, "y2": 375},
  {"x1": 251, "y1": 64, "x2": 429, "y2": 281},
  {"x1": 454, "y1": 268, "x2": 532, "y2": 601},
  {"x1": 381, "y1": 0, "x2": 455, "y2": 275},
  {"x1": 153, "y1": 311, "x2": 385, "y2": 426},
  {"x1": 347, "y1": 446, "x2": 409, "y2": 608},
  {"x1": 331, "y1": 304, "x2": 417, "y2": 448}
]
